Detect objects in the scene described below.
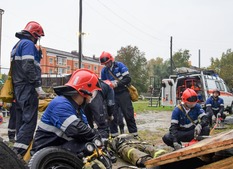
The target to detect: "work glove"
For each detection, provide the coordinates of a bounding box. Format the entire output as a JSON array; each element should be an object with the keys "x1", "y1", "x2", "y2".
[
  {"x1": 36, "y1": 87, "x2": 48, "y2": 99},
  {"x1": 173, "y1": 142, "x2": 182, "y2": 150},
  {"x1": 194, "y1": 124, "x2": 202, "y2": 138},
  {"x1": 110, "y1": 80, "x2": 118, "y2": 88}
]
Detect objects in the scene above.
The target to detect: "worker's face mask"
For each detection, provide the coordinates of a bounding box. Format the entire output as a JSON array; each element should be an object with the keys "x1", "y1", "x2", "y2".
[
  {"x1": 88, "y1": 90, "x2": 98, "y2": 103},
  {"x1": 185, "y1": 102, "x2": 196, "y2": 109}
]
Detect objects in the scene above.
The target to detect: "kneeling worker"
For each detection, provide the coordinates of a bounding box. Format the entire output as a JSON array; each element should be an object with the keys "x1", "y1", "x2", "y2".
[{"x1": 162, "y1": 88, "x2": 210, "y2": 150}]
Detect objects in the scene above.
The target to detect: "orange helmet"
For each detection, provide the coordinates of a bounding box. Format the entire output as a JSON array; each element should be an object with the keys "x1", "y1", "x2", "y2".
[
  {"x1": 103, "y1": 80, "x2": 114, "y2": 88},
  {"x1": 99, "y1": 51, "x2": 114, "y2": 65},
  {"x1": 54, "y1": 69, "x2": 101, "y2": 98},
  {"x1": 182, "y1": 88, "x2": 198, "y2": 104},
  {"x1": 23, "y1": 21, "x2": 44, "y2": 39}
]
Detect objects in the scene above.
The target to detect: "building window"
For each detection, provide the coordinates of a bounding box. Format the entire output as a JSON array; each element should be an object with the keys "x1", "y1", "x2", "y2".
[
  {"x1": 57, "y1": 57, "x2": 67, "y2": 66},
  {"x1": 49, "y1": 58, "x2": 53, "y2": 64},
  {"x1": 81, "y1": 64, "x2": 84, "y2": 68},
  {"x1": 94, "y1": 66, "x2": 97, "y2": 71},
  {"x1": 49, "y1": 69, "x2": 53, "y2": 74},
  {"x1": 67, "y1": 66, "x2": 70, "y2": 71},
  {"x1": 88, "y1": 65, "x2": 91, "y2": 70},
  {"x1": 75, "y1": 62, "x2": 78, "y2": 68}
]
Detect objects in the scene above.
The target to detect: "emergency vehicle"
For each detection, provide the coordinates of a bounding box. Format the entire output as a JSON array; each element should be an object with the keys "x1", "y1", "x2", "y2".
[{"x1": 161, "y1": 67, "x2": 233, "y2": 114}]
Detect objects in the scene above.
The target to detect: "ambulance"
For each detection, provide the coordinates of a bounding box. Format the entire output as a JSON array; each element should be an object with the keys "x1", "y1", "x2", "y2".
[{"x1": 161, "y1": 67, "x2": 233, "y2": 114}]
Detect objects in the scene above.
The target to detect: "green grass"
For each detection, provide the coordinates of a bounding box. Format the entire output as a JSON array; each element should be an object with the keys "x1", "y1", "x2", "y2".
[{"x1": 133, "y1": 100, "x2": 174, "y2": 113}]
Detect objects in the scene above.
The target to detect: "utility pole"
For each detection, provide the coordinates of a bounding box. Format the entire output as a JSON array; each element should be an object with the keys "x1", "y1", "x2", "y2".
[
  {"x1": 170, "y1": 36, "x2": 173, "y2": 75},
  {"x1": 198, "y1": 49, "x2": 201, "y2": 68},
  {"x1": 0, "y1": 9, "x2": 4, "y2": 74},
  {"x1": 78, "y1": 0, "x2": 82, "y2": 69}
]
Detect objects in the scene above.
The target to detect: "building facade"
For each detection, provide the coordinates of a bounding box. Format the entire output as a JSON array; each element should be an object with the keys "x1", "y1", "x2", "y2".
[{"x1": 40, "y1": 47, "x2": 103, "y2": 87}]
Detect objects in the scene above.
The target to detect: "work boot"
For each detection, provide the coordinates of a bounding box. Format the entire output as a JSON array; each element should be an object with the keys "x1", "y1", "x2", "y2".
[{"x1": 136, "y1": 156, "x2": 152, "y2": 167}]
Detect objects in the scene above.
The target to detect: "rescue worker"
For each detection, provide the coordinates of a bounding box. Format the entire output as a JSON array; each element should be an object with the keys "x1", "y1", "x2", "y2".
[
  {"x1": 31, "y1": 69, "x2": 102, "y2": 154},
  {"x1": 99, "y1": 51, "x2": 137, "y2": 137},
  {"x1": 84, "y1": 79, "x2": 115, "y2": 140},
  {"x1": 162, "y1": 88, "x2": 210, "y2": 150},
  {"x1": 206, "y1": 89, "x2": 225, "y2": 127},
  {"x1": 11, "y1": 21, "x2": 47, "y2": 156},
  {"x1": 110, "y1": 134, "x2": 166, "y2": 167}
]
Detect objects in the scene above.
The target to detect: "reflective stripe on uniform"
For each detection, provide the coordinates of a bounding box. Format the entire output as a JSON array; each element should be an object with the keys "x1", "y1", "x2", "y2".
[
  {"x1": 8, "y1": 128, "x2": 16, "y2": 132},
  {"x1": 60, "y1": 115, "x2": 78, "y2": 131},
  {"x1": 153, "y1": 149, "x2": 167, "y2": 158},
  {"x1": 180, "y1": 120, "x2": 198, "y2": 128},
  {"x1": 22, "y1": 55, "x2": 34, "y2": 60},
  {"x1": 171, "y1": 119, "x2": 178, "y2": 124},
  {"x1": 127, "y1": 148, "x2": 135, "y2": 159},
  {"x1": 38, "y1": 121, "x2": 73, "y2": 141},
  {"x1": 13, "y1": 142, "x2": 28, "y2": 150},
  {"x1": 122, "y1": 71, "x2": 129, "y2": 76}
]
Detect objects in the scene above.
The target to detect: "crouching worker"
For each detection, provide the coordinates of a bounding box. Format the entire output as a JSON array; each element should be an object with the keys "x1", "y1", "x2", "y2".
[
  {"x1": 162, "y1": 88, "x2": 210, "y2": 150},
  {"x1": 110, "y1": 134, "x2": 167, "y2": 167},
  {"x1": 31, "y1": 69, "x2": 102, "y2": 155}
]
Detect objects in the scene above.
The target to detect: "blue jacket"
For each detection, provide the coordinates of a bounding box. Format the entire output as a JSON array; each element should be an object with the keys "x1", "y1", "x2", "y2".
[
  {"x1": 101, "y1": 61, "x2": 131, "y2": 93},
  {"x1": 169, "y1": 103, "x2": 208, "y2": 142},
  {"x1": 11, "y1": 39, "x2": 42, "y2": 87},
  {"x1": 206, "y1": 96, "x2": 224, "y2": 114},
  {"x1": 32, "y1": 96, "x2": 97, "y2": 153}
]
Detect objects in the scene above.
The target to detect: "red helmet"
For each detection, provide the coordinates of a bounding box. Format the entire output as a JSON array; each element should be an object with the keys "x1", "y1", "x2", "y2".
[
  {"x1": 23, "y1": 21, "x2": 44, "y2": 39},
  {"x1": 104, "y1": 80, "x2": 114, "y2": 88},
  {"x1": 65, "y1": 69, "x2": 101, "y2": 98},
  {"x1": 99, "y1": 51, "x2": 114, "y2": 65},
  {"x1": 182, "y1": 88, "x2": 198, "y2": 104},
  {"x1": 213, "y1": 89, "x2": 220, "y2": 96}
]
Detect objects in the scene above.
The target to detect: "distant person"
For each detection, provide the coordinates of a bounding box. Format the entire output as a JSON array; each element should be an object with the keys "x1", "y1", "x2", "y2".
[
  {"x1": 11, "y1": 21, "x2": 47, "y2": 156},
  {"x1": 99, "y1": 51, "x2": 137, "y2": 137},
  {"x1": 162, "y1": 88, "x2": 210, "y2": 150},
  {"x1": 205, "y1": 89, "x2": 225, "y2": 127}
]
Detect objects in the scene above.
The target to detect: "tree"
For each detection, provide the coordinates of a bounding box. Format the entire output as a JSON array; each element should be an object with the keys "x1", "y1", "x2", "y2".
[
  {"x1": 172, "y1": 49, "x2": 191, "y2": 68},
  {"x1": 146, "y1": 57, "x2": 170, "y2": 96},
  {"x1": 115, "y1": 45, "x2": 148, "y2": 93}
]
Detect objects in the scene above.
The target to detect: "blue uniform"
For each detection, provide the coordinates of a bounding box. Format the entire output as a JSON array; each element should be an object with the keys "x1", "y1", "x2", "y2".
[
  {"x1": 101, "y1": 61, "x2": 137, "y2": 137},
  {"x1": 162, "y1": 103, "x2": 209, "y2": 147},
  {"x1": 32, "y1": 96, "x2": 97, "y2": 153},
  {"x1": 11, "y1": 39, "x2": 41, "y2": 156},
  {"x1": 206, "y1": 96, "x2": 225, "y2": 125}
]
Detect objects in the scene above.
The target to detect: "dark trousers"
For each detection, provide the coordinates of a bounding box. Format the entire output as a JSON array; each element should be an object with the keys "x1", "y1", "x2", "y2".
[
  {"x1": 13, "y1": 84, "x2": 38, "y2": 156},
  {"x1": 162, "y1": 126, "x2": 210, "y2": 147},
  {"x1": 8, "y1": 102, "x2": 16, "y2": 140},
  {"x1": 110, "y1": 90, "x2": 137, "y2": 137}
]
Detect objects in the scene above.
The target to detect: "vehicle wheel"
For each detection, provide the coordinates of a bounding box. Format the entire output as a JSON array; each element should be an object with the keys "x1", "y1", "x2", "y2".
[
  {"x1": 0, "y1": 138, "x2": 26, "y2": 169},
  {"x1": 28, "y1": 147, "x2": 83, "y2": 169}
]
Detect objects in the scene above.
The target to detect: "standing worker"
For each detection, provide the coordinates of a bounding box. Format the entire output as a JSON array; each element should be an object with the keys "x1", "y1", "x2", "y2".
[
  {"x1": 99, "y1": 51, "x2": 137, "y2": 137},
  {"x1": 162, "y1": 88, "x2": 210, "y2": 150},
  {"x1": 11, "y1": 21, "x2": 47, "y2": 156}
]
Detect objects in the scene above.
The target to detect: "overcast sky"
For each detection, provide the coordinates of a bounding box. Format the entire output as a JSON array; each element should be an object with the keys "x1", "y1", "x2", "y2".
[{"x1": 1, "y1": 0, "x2": 233, "y2": 73}]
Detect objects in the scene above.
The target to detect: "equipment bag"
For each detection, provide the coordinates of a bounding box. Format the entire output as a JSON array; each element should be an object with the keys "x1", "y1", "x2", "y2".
[
  {"x1": 127, "y1": 84, "x2": 139, "y2": 102},
  {"x1": 0, "y1": 65, "x2": 13, "y2": 103}
]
